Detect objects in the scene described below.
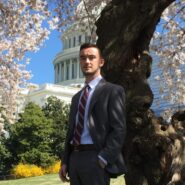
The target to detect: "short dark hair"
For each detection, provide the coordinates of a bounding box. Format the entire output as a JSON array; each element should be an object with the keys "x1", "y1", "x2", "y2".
[{"x1": 80, "y1": 43, "x2": 103, "y2": 58}]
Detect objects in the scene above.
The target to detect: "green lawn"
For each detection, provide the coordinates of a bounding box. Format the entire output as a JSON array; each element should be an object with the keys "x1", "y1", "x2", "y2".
[{"x1": 0, "y1": 174, "x2": 125, "y2": 185}]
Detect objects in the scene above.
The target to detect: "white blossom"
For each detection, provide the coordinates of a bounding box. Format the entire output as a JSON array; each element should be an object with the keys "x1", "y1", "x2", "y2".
[
  {"x1": 0, "y1": 0, "x2": 56, "y2": 126},
  {"x1": 151, "y1": 0, "x2": 185, "y2": 119}
]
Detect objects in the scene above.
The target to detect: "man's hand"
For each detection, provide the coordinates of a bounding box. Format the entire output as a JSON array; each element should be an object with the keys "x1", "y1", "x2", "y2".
[
  {"x1": 98, "y1": 158, "x2": 106, "y2": 169},
  {"x1": 59, "y1": 164, "x2": 69, "y2": 182}
]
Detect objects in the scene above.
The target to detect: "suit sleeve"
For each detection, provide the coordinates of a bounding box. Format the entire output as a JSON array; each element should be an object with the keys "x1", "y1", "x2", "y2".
[{"x1": 99, "y1": 85, "x2": 126, "y2": 164}]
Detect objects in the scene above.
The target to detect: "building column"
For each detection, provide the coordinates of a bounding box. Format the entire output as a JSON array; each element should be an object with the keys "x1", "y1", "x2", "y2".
[{"x1": 69, "y1": 59, "x2": 72, "y2": 80}]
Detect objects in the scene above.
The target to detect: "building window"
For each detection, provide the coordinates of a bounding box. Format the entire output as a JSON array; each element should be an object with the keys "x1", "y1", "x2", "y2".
[
  {"x1": 57, "y1": 64, "x2": 59, "y2": 75},
  {"x1": 85, "y1": 35, "x2": 91, "y2": 42},
  {"x1": 69, "y1": 38, "x2": 71, "y2": 48},
  {"x1": 92, "y1": 32, "x2": 97, "y2": 44},
  {"x1": 72, "y1": 58, "x2": 77, "y2": 79},
  {"x1": 73, "y1": 37, "x2": 76, "y2": 47},
  {"x1": 78, "y1": 35, "x2": 81, "y2": 45},
  {"x1": 61, "y1": 63, "x2": 64, "y2": 81},
  {"x1": 79, "y1": 63, "x2": 84, "y2": 78},
  {"x1": 66, "y1": 60, "x2": 70, "y2": 80},
  {"x1": 64, "y1": 39, "x2": 67, "y2": 49}
]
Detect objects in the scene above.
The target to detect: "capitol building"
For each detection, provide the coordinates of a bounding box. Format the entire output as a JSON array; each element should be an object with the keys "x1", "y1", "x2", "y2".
[{"x1": 24, "y1": 24, "x2": 97, "y2": 108}]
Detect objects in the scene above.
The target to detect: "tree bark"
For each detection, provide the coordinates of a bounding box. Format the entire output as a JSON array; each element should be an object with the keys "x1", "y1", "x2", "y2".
[{"x1": 96, "y1": 0, "x2": 185, "y2": 185}]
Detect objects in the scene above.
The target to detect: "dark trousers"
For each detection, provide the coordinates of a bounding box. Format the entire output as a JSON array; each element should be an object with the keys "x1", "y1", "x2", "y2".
[{"x1": 69, "y1": 150, "x2": 110, "y2": 185}]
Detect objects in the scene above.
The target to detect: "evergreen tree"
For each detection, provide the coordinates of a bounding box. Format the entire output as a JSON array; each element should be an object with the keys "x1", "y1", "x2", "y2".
[
  {"x1": 8, "y1": 102, "x2": 56, "y2": 168},
  {"x1": 0, "y1": 109, "x2": 12, "y2": 176},
  {"x1": 0, "y1": 134, "x2": 12, "y2": 176},
  {"x1": 42, "y1": 96, "x2": 70, "y2": 159}
]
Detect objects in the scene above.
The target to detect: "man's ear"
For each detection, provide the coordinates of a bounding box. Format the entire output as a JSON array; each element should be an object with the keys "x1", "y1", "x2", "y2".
[{"x1": 100, "y1": 59, "x2": 105, "y2": 67}]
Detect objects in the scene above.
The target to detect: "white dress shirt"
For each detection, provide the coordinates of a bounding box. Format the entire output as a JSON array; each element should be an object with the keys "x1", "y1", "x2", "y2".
[{"x1": 77, "y1": 75, "x2": 102, "y2": 144}]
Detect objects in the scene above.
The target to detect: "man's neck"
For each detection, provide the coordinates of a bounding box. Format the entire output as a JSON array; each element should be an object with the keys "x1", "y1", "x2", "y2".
[{"x1": 85, "y1": 74, "x2": 101, "y2": 84}]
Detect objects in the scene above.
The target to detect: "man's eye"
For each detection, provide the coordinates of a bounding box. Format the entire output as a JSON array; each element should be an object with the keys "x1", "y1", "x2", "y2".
[
  {"x1": 80, "y1": 56, "x2": 86, "y2": 60},
  {"x1": 89, "y1": 56, "x2": 96, "y2": 60},
  {"x1": 80, "y1": 55, "x2": 96, "y2": 60}
]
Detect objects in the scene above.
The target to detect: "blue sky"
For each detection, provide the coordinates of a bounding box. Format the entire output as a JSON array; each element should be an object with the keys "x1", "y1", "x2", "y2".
[{"x1": 26, "y1": 30, "x2": 62, "y2": 85}]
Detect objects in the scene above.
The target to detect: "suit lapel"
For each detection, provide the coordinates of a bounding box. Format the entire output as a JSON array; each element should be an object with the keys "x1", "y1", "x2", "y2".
[
  {"x1": 70, "y1": 90, "x2": 82, "y2": 126},
  {"x1": 71, "y1": 79, "x2": 107, "y2": 129},
  {"x1": 74, "y1": 90, "x2": 82, "y2": 111},
  {"x1": 88, "y1": 79, "x2": 107, "y2": 117}
]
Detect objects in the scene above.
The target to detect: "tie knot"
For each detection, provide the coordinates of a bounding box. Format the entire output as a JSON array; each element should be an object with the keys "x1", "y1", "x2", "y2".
[{"x1": 85, "y1": 84, "x2": 90, "y2": 91}]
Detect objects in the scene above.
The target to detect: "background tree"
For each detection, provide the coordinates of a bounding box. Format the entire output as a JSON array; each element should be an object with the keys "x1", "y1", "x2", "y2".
[
  {"x1": 8, "y1": 102, "x2": 56, "y2": 168},
  {"x1": 42, "y1": 96, "x2": 70, "y2": 159},
  {"x1": 0, "y1": 133, "x2": 12, "y2": 177},
  {"x1": 0, "y1": 108, "x2": 12, "y2": 176}
]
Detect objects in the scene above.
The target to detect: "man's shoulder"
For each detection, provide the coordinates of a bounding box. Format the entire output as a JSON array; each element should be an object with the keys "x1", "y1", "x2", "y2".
[
  {"x1": 72, "y1": 89, "x2": 82, "y2": 100},
  {"x1": 104, "y1": 81, "x2": 124, "y2": 91}
]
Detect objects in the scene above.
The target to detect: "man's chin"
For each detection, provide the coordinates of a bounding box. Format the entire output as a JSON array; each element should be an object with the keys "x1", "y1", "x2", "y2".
[{"x1": 83, "y1": 72, "x2": 93, "y2": 76}]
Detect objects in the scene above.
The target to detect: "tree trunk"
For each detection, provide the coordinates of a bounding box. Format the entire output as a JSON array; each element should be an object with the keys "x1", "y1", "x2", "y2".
[{"x1": 96, "y1": 0, "x2": 185, "y2": 185}]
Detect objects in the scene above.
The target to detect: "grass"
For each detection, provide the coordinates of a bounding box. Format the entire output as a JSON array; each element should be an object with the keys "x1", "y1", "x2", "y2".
[{"x1": 0, "y1": 174, "x2": 125, "y2": 185}]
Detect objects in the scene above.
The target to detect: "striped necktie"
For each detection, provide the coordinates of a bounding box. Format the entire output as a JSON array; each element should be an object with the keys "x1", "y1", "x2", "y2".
[{"x1": 73, "y1": 85, "x2": 90, "y2": 145}]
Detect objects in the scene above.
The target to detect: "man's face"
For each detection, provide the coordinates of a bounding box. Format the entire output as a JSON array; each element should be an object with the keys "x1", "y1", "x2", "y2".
[{"x1": 79, "y1": 47, "x2": 104, "y2": 78}]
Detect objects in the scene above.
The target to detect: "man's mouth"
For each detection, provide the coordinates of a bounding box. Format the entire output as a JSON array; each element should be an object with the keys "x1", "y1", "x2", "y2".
[{"x1": 84, "y1": 67, "x2": 91, "y2": 70}]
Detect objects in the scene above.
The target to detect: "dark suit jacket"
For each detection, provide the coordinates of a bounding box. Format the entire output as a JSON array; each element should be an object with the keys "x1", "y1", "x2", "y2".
[{"x1": 62, "y1": 79, "x2": 127, "y2": 177}]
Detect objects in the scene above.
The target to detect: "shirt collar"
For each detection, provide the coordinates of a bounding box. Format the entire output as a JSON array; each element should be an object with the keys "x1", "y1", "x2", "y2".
[{"x1": 85, "y1": 76, "x2": 102, "y2": 90}]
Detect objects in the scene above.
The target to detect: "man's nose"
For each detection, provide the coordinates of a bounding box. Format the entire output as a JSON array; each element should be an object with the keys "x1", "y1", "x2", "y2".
[{"x1": 84, "y1": 57, "x2": 90, "y2": 63}]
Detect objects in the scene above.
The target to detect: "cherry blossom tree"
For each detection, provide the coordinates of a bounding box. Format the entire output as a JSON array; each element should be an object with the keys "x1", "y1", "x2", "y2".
[
  {"x1": 151, "y1": 0, "x2": 185, "y2": 119},
  {"x1": 0, "y1": 0, "x2": 58, "y2": 128},
  {"x1": 52, "y1": 0, "x2": 109, "y2": 40}
]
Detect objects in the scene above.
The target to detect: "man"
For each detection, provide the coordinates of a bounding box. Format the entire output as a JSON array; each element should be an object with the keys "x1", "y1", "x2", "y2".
[{"x1": 59, "y1": 43, "x2": 126, "y2": 185}]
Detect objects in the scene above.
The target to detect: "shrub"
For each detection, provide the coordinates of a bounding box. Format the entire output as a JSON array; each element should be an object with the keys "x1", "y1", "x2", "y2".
[
  {"x1": 45, "y1": 161, "x2": 61, "y2": 174},
  {"x1": 19, "y1": 149, "x2": 56, "y2": 168},
  {"x1": 12, "y1": 163, "x2": 44, "y2": 178}
]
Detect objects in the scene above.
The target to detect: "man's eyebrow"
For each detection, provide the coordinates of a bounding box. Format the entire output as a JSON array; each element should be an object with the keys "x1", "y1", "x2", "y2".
[{"x1": 80, "y1": 54, "x2": 95, "y2": 57}]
